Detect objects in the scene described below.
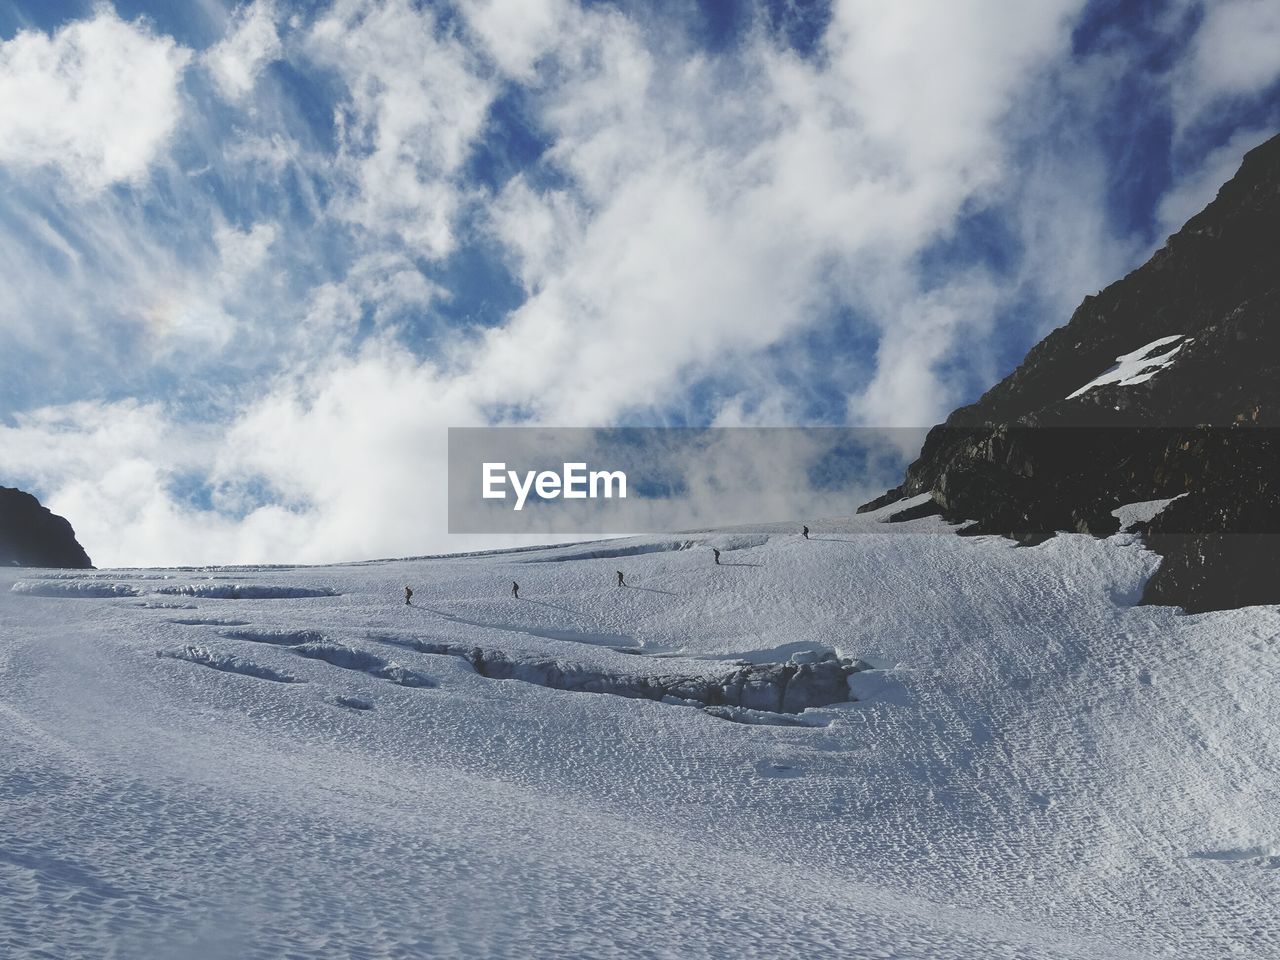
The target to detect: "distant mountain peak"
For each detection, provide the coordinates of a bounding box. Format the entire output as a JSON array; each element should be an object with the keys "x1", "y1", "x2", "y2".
[
  {"x1": 861, "y1": 131, "x2": 1280, "y2": 613},
  {"x1": 0, "y1": 486, "x2": 94, "y2": 569}
]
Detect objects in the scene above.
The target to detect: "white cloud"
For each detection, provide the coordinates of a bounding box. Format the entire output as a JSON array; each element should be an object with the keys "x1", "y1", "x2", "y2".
[
  {"x1": 205, "y1": 0, "x2": 284, "y2": 102},
  {"x1": 1003, "y1": 127, "x2": 1146, "y2": 334},
  {"x1": 487, "y1": 176, "x2": 582, "y2": 292},
  {"x1": 823, "y1": 0, "x2": 1083, "y2": 175},
  {"x1": 300, "y1": 252, "x2": 441, "y2": 347},
  {"x1": 1173, "y1": 0, "x2": 1280, "y2": 131},
  {"x1": 0, "y1": 400, "x2": 225, "y2": 566},
  {"x1": 851, "y1": 275, "x2": 1003, "y2": 427},
  {"x1": 464, "y1": 0, "x2": 1086, "y2": 426},
  {"x1": 0, "y1": 193, "x2": 281, "y2": 390},
  {"x1": 459, "y1": 0, "x2": 568, "y2": 79},
  {"x1": 119, "y1": 219, "x2": 282, "y2": 359},
  {"x1": 307, "y1": 0, "x2": 497, "y2": 259},
  {"x1": 214, "y1": 220, "x2": 278, "y2": 278},
  {"x1": 0, "y1": 355, "x2": 485, "y2": 566},
  {"x1": 0, "y1": 9, "x2": 191, "y2": 192}
]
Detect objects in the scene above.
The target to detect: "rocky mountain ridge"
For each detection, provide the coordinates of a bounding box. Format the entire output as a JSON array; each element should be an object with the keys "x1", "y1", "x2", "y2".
[
  {"x1": 0, "y1": 486, "x2": 94, "y2": 569},
  {"x1": 861, "y1": 132, "x2": 1280, "y2": 612}
]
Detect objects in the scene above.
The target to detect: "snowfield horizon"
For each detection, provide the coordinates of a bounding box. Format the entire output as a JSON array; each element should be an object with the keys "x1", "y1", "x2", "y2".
[{"x1": 3, "y1": 498, "x2": 1278, "y2": 958}]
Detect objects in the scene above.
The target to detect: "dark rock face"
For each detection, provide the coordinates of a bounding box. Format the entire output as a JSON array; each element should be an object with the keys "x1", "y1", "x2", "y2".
[
  {"x1": 0, "y1": 487, "x2": 93, "y2": 569},
  {"x1": 860, "y1": 133, "x2": 1280, "y2": 613}
]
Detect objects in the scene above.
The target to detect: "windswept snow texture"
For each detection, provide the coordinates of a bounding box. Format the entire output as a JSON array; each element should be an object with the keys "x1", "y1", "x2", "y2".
[
  {"x1": 1066, "y1": 334, "x2": 1191, "y2": 399},
  {"x1": 2, "y1": 512, "x2": 1279, "y2": 959}
]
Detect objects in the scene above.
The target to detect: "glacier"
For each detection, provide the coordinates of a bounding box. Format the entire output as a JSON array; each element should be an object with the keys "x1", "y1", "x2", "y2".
[{"x1": 2, "y1": 504, "x2": 1278, "y2": 958}]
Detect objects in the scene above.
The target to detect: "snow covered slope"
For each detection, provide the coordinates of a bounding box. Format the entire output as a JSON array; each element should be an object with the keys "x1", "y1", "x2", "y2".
[{"x1": 2, "y1": 507, "x2": 1278, "y2": 958}]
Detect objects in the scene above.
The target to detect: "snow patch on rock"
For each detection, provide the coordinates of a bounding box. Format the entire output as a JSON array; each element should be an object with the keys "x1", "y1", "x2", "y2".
[
  {"x1": 1067, "y1": 335, "x2": 1191, "y2": 399},
  {"x1": 1112, "y1": 495, "x2": 1189, "y2": 531}
]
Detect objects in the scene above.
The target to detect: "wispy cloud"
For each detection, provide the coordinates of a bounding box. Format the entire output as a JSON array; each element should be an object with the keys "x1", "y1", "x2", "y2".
[
  {"x1": 307, "y1": 0, "x2": 498, "y2": 260},
  {"x1": 0, "y1": 8, "x2": 191, "y2": 191},
  {"x1": 1172, "y1": 0, "x2": 1280, "y2": 134},
  {"x1": 204, "y1": 0, "x2": 282, "y2": 102}
]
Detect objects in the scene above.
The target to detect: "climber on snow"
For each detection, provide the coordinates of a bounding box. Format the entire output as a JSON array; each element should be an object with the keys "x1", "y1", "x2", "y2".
[
  {"x1": 616, "y1": 570, "x2": 626, "y2": 587},
  {"x1": 511, "y1": 581, "x2": 520, "y2": 599},
  {"x1": 404, "y1": 585, "x2": 413, "y2": 606}
]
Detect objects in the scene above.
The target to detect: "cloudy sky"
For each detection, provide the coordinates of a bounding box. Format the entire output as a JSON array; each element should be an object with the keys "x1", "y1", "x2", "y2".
[{"x1": 0, "y1": 0, "x2": 1277, "y2": 566}]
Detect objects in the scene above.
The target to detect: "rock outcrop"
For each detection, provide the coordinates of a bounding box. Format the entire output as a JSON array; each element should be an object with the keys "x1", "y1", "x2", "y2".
[
  {"x1": 860, "y1": 132, "x2": 1280, "y2": 613},
  {"x1": 0, "y1": 487, "x2": 93, "y2": 569}
]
